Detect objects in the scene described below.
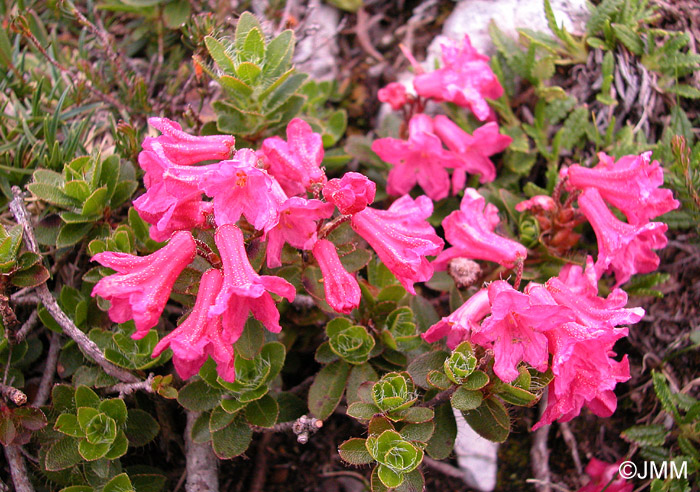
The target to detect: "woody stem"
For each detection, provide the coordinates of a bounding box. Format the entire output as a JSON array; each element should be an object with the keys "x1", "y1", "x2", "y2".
[{"x1": 318, "y1": 215, "x2": 351, "y2": 240}]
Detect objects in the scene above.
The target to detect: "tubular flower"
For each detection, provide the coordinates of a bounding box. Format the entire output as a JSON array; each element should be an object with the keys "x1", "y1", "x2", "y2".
[
  {"x1": 434, "y1": 188, "x2": 527, "y2": 270},
  {"x1": 378, "y1": 82, "x2": 409, "y2": 110},
  {"x1": 577, "y1": 459, "x2": 633, "y2": 492},
  {"x1": 413, "y1": 35, "x2": 503, "y2": 121},
  {"x1": 534, "y1": 322, "x2": 630, "y2": 430},
  {"x1": 91, "y1": 231, "x2": 196, "y2": 339},
  {"x1": 472, "y1": 281, "x2": 573, "y2": 383},
  {"x1": 143, "y1": 117, "x2": 235, "y2": 165},
  {"x1": 351, "y1": 195, "x2": 444, "y2": 295},
  {"x1": 323, "y1": 172, "x2": 377, "y2": 215},
  {"x1": 265, "y1": 197, "x2": 334, "y2": 268},
  {"x1": 422, "y1": 288, "x2": 491, "y2": 349},
  {"x1": 151, "y1": 269, "x2": 236, "y2": 382},
  {"x1": 371, "y1": 114, "x2": 464, "y2": 201},
  {"x1": 565, "y1": 151, "x2": 680, "y2": 225},
  {"x1": 578, "y1": 188, "x2": 668, "y2": 286},
  {"x1": 199, "y1": 149, "x2": 287, "y2": 233},
  {"x1": 259, "y1": 118, "x2": 327, "y2": 196},
  {"x1": 312, "y1": 239, "x2": 361, "y2": 314},
  {"x1": 134, "y1": 142, "x2": 214, "y2": 241},
  {"x1": 515, "y1": 195, "x2": 556, "y2": 213},
  {"x1": 210, "y1": 225, "x2": 296, "y2": 340},
  {"x1": 432, "y1": 115, "x2": 512, "y2": 192}
]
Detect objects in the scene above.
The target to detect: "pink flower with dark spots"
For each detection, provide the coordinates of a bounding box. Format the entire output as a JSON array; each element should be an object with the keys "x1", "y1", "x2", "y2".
[
  {"x1": 577, "y1": 458, "x2": 633, "y2": 492},
  {"x1": 472, "y1": 281, "x2": 573, "y2": 382},
  {"x1": 210, "y1": 225, "x2": 296, "y2": 341},
  {"x1": 378, "y1": 82, "x2": 409, "y2": 110},
  {"x1": 144, "y1": 117, "x2": 235, "y2": 165},
  {"x1": 433, "y1": 115, "x2": 511, "y2": 192},
  {"x1": 565, "y1": 151, "x2": 680, "y2": 225},
  {"x1": 323, "y1": 172, "x2": 376, "y2": 215},
  {"x1": 413, "y1": 35, "x2": 503, "y2": 121},
  {"x1": 351, "y1": 195, "x2": 444, "y2": 295},
  {"x1": 578, "y1": 188, "x2": 668, "y2": 286},
  {"x1": 151, "y1": 269, "x2": 236, "y2": 382},
  {"x1": 259, "y1": 118, "x2": 327, "y2": 197},
  {"x1": 134, "y1": 143, "x2": 215, "y2": 241},
  {"x1": 434, "y1": 189, "x2": 527, "y2": 270},
  {"x1": 312, "y1": 239, "x2": 361, "y2": 314},
  {"x1": 533, "y1": 322, "x2": 630, "y2": 430},
  {"x1": 91, "y1": 231, "x2": 196, "y2": 339},
  {"x1": 371, "y1": 114, "x2": 463, "y2": 201},
  {"x1": 265, "y1": 197, "x2": 334, "y2": 268},
  {"x1": 199, "y1": 149, "x2": 287, "y2": 233},
  {"x1": 422, "y1": 288, "x2": 491, "y2": 348}
]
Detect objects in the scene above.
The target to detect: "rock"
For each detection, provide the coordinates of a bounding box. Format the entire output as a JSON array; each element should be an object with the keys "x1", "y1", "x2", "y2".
[
  {"x1": 453, "y1": 409, "x2": 500, "y2": 492},
  {"x1": 294, "y1": 0, "x2": 341, "y2": 80}
]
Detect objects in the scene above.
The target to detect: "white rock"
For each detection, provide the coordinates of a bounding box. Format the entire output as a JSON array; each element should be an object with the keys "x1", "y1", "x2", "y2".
[
  {"x1": 294, "y1": 0, "x2": 341, "y2": 80},
  {"x1": 453, "y1": 409, "x2": 500, "y2": 492}
]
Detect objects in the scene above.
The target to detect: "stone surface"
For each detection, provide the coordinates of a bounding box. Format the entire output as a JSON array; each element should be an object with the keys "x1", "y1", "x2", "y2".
[
  {"x1": 294, "y1": 0, "x2": 341, "y2": 80},
  {"x1": 453, "y1": 408, "x2": 500, "y2": 492}
]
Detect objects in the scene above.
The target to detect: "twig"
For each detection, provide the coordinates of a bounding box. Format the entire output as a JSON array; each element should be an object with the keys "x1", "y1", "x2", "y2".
[
  {"x1": 106, "y1": 374, "x2": 155, "y2": 398},
  {"x1": 422, "y1": 455, "x2": 465, "y2": 480},
  {"x1": 33, "y1": 332, "x2": 61, "y2": 407},
  {"x1": 525, "y1": 479, "x2": 572, "y2": 492},
  {"x1": 287, "y1": 374, "x2": 314, "y2": 394},
  {"x1": 0, "y1": 384, "x2": 27, "y2": 405},
  {"x1": 531, "y1": 397, "x2": 552, "y2": 492},
  {"x1": 420, "y1": 386, "x2": 457, "y2": 408},
  {"x1": 559, "y1": 421, "x2": 583, "y2": 476},
  {"x1": 14, "y1": 310, "x2": 39, "y2": 343},
  {"x1": 185, "y1": 411, "x2": 219, "y2": 492},
  {"x1": 251, "y1": 415, "x2": 323, "y2": 444},
  {"x1": 3, "y1": 444, "x2": 34, "y2": 492},
  {"x1": 249, "y1": 432, "x2": 272, "y2": 492},
  {"x1": 9, "y1": 294, "x2": 40, "y2": 306},
  {"x1": 10, "y1": 187, "x2": 138, "y2": 384}
]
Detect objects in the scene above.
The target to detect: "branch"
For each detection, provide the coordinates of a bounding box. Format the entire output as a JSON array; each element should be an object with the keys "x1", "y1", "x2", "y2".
[
  {"x1": 9, "y1": 187, "x2": 138, "y2": 384},
  {"x1": 251, "y1": 415, "x2": 323, "y2": 444},
  {"x1": 33, "y1": 332, "x2": 61, "y2": 407},
  {"x1": 3, "y1": 444, "x2": 34, "y2": 492},
  {"x1": 106, "y1": 374, "x2": 155, "y2": 398},
  {"x1": 531, "y1": 397, "x2": 552, "y2": 492},
  {"x1": 14, "y1": 310, "x2": 39, "y2": 343},
  {"x1": 184, "y1": 411, "x2": 219, "y2": 492},
  {"x1": 420, "y1": 386, "x2": 457, "y2": 408},
  {"x1": 0, "y1": 384, "x2": 27, "y2": 405}
]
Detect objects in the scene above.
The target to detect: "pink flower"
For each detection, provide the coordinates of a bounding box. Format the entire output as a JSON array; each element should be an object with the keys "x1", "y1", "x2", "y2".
[
  {"x1": 422, "y1": 288, "x2": 490, "y2": 348},
  {"x1": 434, "y1": 189, "x2": 527, "y2": 270},
  {"x1": 134, "y1": 143, "x2": 214, "y2": 241},
  {"x1": 472, "y1": 281, "x2": 572, "y2": 382},
  {"x1": 323, "y1": 172, "x2": 376, "y2": 215},
  {"x1": 144, "y1": 117, "x2": 235, "y2": 165},
  {"x1": 578, "y1": 459, "x2": 633, "y2": 492},
  {"x1": 578, "y1": 188, "x2": 668, "y2": 286},
  {"x1": 91, "y1": 231, "x2": 196, "y2": 339},
  {"x1": 151, "y1": 269, "x2": 236, "y2": 382},
  {"x1": 265, "y1": 197, "x2": 334, "y2": 268},
  {"x1": 565, "y1": 152, "x2": 679, "y2": 225},
  {"x1": 351, "y1": 195, "x2": 444, "y2": 295},
  {"x1": 199, "y1": 149, "x2": 287, "y2": 232},
  {"x1": 210, "y1": 225, "x2": 296, "y2": 340},
  {"x1": 534, "y1": 322, "x2": 630, "y2": 429},
  {"x1": 413, "y1": 35, "x2": 503, "y2": 121},
  {"x1": 378, "y1": 82, "x2": 409, "y2": 110},
  {"x1": 259, "y1": 118, "x2": 327, "y2": 196},
  {"x1": 515, "y1": 195, "x2": 556, "y2": 213},
  {"x1": 371, "y1": 114, "x2": 463, "y2": 201},
  {"x1": 312, "y1": 239, "x2": 361, "y2": 314},
  {"x1": 433, "y1": 116, "x2": 511, "y2": 192}
]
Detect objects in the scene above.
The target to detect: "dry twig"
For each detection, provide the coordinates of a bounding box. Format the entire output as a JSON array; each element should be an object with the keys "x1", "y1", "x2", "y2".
[
  {"x1": 185, "y1": 411, "x2": 219, "y2": 492},
  {"x1": 33, "y1": 332, "x2": 61, "y2": 407},
  {"x1": 0, "y1": 384, "x2": 27, "y2": 405},
  {"x1": 531, "y1": 398, "x2": 552, "y2": 492},
  {"x1": 3, "y1": 445, "x2": 34, "y2": 492}
]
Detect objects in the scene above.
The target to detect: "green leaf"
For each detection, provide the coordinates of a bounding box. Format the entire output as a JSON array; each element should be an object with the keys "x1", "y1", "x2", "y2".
[
  {"x1": 652, "y1": 371, "x2": 681, "y2": 422},
  {"x1": 177, "y1": 380, "x2": 223, "y2": 412},
  {"x1": 621, "y1": 425, "x2": 668, "y2": 447},
  {"x1": 234, "y1": 318, "x2": 265, "y2": 359},
  {"x1": 10, "y1": 264, "x2": 49, "y2": 288},
  {"x1": 81, "y1": 186, "x2": 109, "y2": 217},
  {"x1": 495, "y1": 383, "x2": 538, "y2": 406},
  {"x1": 99, "y1": 399, "x2": 128, "y2": 426},
  {"x1": 102, "y1": 473, "x2": 135, "y2": 492},
  {"x1": 400, "y1": 422, "x2": 435, "y2": 443},
  {"x1": 0, "y1": 418, "x2": 15, "y2": 446},
  {"x1": 205, "y1": 36, "x2": 237, "y2": 75},
  {"x1": 64, "y1": 180, "x2": 91, "y2": 201},
  {"x1": 105, "y1": 430, "x2": 129, "y2": 459},
  {"x1": 451, "y1": 387, "x2": 483, "y2": 411},
  {"x1": 27, "y1": 183, "x2": 80, "y2": 208},
  {"x1": 399, "y1": 407, "x2": 434, "y2": 424},
  {"x1": 75, "y1": 385, "x2": 100, "y2": 408},
  {"x1": 308, "y1": 360, "x2": 350, "y2": 420},
  {"x1": 242, "y1": 28, "x2": 265, "y2": 62},
  {"x1": 54, "y1": 414, "x2": 83, "y2": 437},
  {"x1": 211, "y1": 418, "x2": 253, "y2": 459},
  {"x1": 163, "y1": 0, "x2": 191, "y2": 29},
  {"x1": 85, "y1": 413, "x2": 117, "y2": 445},
  {"x1": 347, "y1": 402, "x2": 381, "y2": 420},
  {"x1": 125, "y1": 409, "x2": 160, "y2": 447},
  {"x1": 45, "y1": 437, "x2": 82, "y2": 471},
  {"x1": 377, "y1": 464, "x2": 403, "y2": 488},
  {"x1": 407, "y1": 351, "x2": 449, "y2": 390},
  {"x1": 463, "y1": 397, "x2": 510, "y2": 443},
  {"x1": 395, "y1": 469, "x2": 425, "y2": 492},
  {"x1": 339, "y1": 438, "x2": 374, "y2": 465},
  {"x1": 347, "y1": 363, "x2": 378, "y2": 405},
  {"x1": 234, "y1": 12, "x2": 262, "y2": 52},
  {"x1": 56, "y1": 223, "x2": 92, "y2": 248},
  {"x1": 78, "y1": 438, "x2": 110, "y2": 461},
  {"x1": 236, "y1": 61, "x2": 262, "y2": 85},
  {"x1": 245, "y1": 394, "x2": 279, "y2": 428},
  {"x1": 264, "y1": 30, "x2": 294, "y2": 77},
  {"x1": 462, "y1": 370, "x2": 489, "y2": 390},
  {"x1": 612, "y1": 23, "x2": 643, "y2": 55},
  {"x1": 409, "y1": 295, "x2": 439, "y2": 333}
]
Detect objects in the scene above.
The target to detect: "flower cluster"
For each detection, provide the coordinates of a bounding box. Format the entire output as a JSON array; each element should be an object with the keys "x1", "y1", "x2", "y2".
[
  {"x1": 92, "y1": 118, "x2": 443, "y2": 382},
  {"x1": 372, "y1": 35, "x2": 512, "y2": 201}
]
